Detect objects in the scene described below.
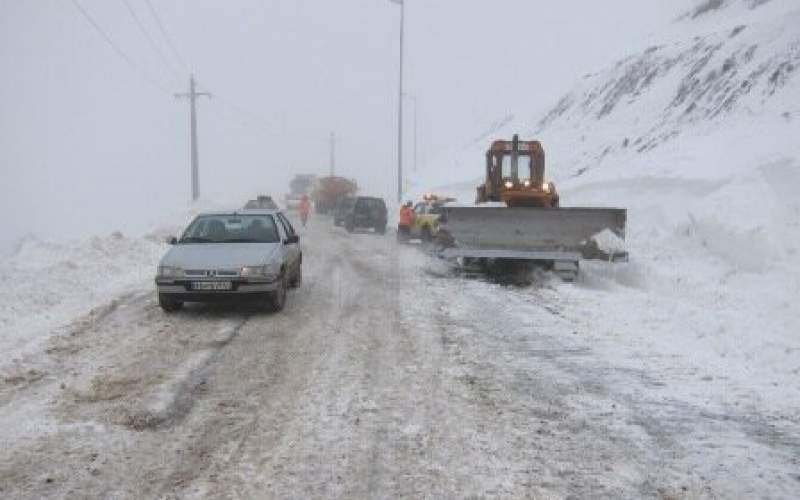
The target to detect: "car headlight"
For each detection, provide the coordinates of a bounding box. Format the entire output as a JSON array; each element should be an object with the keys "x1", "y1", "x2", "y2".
[
  {"x1": 241, "y1": 265, "x2": 278, "y2": 280},
  {"x1": 504, "y1": 181, "x2": 514, "y2": 189},
  {"x1": 542, "y1": 182, "x2": 551, "y2": 193},
  {"x1": 158, "y1": 266, "x2": 183, "y2": 278},
  {"x1": 523, "y1": 179, "x2": 531, "y2": 187}
]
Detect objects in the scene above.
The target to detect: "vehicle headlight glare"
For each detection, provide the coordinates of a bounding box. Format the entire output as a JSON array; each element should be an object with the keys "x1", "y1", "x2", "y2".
[
  {"x1": 158, "y1": 266, "x2": 183, "y2": 278},
  {"x1": 542, "y1": 183, "x2": 551, "y2": 193},
  {"x1": 504, "y1": 181, "x2": 514, "y2": 189},
  {"x1": 523, "y1": 179, "x2": 531, "y2": 187},
  {"x1": 241, "y1": 265, "x2": 267, "y2": 277},
  {"x1": 241, "y1": 265, "x2": 278, "y2": 280}
]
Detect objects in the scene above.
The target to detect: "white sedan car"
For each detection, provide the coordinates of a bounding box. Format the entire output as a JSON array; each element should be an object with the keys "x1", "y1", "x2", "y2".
[{"x1": 155, "y1": 209, "x2": 302, "y2": 312}]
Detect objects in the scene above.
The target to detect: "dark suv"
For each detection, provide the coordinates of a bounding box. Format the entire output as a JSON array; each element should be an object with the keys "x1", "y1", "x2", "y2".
[
  {"x1": 333, "y1": 197, "x2": 356, "y2": 227},
  {"x1": 343, "y1": 196, "x2": 387, "y2": 234}
]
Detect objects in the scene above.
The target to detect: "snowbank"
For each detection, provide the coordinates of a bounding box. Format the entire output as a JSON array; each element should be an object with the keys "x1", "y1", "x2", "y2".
[
  {"x1": 0, "y1": 232, "x2": 165, "y2": 366},
  {"x1": 0, "y1": 197, "x2": 299, "y2": 368}
]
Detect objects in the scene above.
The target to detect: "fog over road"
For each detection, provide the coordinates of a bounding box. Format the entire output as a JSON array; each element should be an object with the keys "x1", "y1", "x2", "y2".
[{"x1": 1, "y1": 216, "x2": 797, "y2": 499}]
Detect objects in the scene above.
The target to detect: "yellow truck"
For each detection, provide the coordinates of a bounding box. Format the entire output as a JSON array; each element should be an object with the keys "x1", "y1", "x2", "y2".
[{"x1": 410, "y1": 195, "x2": 456, "y2": 242}]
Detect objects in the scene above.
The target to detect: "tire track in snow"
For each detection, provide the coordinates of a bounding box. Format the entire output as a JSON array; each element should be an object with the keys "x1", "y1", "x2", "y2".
[{"x1": 121, "y1": 318, "x2": 251, "y2": 431}]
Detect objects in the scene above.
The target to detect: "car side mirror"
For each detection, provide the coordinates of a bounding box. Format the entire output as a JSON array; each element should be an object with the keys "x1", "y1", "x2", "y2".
[
  {"x1": 167, "y1": 236, "x2": 178, "y2": 245},
  {"x1": 284, "y1": 235, "x2": 299, "y2": 245}
]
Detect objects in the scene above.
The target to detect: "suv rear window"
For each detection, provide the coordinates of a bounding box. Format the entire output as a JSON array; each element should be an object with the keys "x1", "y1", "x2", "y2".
[{"x1": 357, "y1": 198, "x2": 386, "y2": 211}]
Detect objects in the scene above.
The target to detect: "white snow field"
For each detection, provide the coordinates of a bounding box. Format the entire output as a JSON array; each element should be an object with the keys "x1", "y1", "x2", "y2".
[
  {"x1": 1, "y1": 0, "x2": 799, "y2": 498},
  {"x1": 412, "y1": 0, "x2": 800, "y2": 428}
]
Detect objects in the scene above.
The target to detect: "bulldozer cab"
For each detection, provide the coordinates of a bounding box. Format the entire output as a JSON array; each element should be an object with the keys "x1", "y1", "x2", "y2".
[{"x1": 479, "y1": 134, "x2": 558, "y2": 208}]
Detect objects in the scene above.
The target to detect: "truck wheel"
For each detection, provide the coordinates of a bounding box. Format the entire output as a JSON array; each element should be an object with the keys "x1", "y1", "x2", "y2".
[
  {"x1": 345, "y1": 220, "x2": 355, "y2": 233},
  {"x1": 269, "y1": 274, "x2": 287, "y2": 312},
  {"x1": 421, "y1": 226, "x2": 433, "y2": 243},
  {"x1": 553, "y1": 260, "x2": 579, "y2": 282},
  {"x1": 158, "y1": 294, "x2": 183, "y2": 313}
]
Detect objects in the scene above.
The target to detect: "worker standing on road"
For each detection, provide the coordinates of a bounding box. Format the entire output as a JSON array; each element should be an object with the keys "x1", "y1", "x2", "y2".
[
  {"x1": 397, "y1": 201, "x2": 416, "y2": 242},
  {"x1": 299, "y1": 194, "x2": 311, "y2": 228}
]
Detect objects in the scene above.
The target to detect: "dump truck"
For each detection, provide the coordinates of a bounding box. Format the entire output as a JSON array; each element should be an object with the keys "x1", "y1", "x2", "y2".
[
  {"x1": 312, "y1": 176, "x2": 358, "y2": 214},
  {"x1": 437, "y1": 135, "x2": 627, "y2": 280},
  {"x1": 285, "y1": 174, "x2": 317, "y2": 210}
]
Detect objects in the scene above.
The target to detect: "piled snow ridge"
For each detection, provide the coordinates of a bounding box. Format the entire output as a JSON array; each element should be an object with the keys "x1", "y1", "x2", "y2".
[
  {"x1": 0, "y1": 233, "x2": 165, "y2": 364},
  {"x1": 0, "y1": 200, "x2": 263, "y2": 368}
]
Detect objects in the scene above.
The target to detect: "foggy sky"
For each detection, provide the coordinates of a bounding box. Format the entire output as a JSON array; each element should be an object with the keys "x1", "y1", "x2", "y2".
[{"x1": 0, "y1": 0, "x2": 695, "y2": 252}]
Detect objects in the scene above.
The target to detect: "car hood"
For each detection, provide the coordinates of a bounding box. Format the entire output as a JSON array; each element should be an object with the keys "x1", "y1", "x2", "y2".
[{"x1": 160, "y1": 243, "x2": 281, "y2": 269}]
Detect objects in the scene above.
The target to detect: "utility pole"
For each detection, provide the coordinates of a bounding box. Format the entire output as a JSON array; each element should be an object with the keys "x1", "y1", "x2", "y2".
[
  {"x1": 404, "y1": 93, "x2": 417, "y2": 173},
  {"x1": 175, "y1": 74, "x2": 210, "y2": 202},
  {"x1": 388, "y1": 0, "x2": 405, "y2": 202},
  {"x1": 329, "y1": 131, "x2": 336, "y2": 176}
]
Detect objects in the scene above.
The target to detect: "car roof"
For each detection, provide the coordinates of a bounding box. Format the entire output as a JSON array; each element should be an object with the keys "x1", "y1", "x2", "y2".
[{"x1": 198, "y1": 209, "x2": 283, "y2": 216}]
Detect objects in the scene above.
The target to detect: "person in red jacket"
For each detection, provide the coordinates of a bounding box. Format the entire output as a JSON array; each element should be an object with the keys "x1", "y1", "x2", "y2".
[
  {"x1": 299, "y1": 195, "x2": 311, "y2": 227},
  {"x1": 397, "y1": 201, "x2": 416, "y2": 242}
]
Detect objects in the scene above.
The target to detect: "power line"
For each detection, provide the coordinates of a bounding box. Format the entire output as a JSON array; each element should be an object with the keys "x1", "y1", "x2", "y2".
[
  {"x1": 142, "y1": 0, "x2": 191, "y2": 72},
  {"x1": 208, "y1": 90, "x2": 329, "y2": 144},
  {"x1": 70, "y1": 0, "x2": 171, "y2": 94},
  {"x1": 114, "y1": 2, "x2": 325, "y2": 145},
  {"x1": 121, "y1": 0, "x2": 183, "y2": 82}
]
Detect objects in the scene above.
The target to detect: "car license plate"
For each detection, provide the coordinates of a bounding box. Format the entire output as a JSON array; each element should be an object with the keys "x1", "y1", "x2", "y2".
[{"x1": 191, "y1": 281, "x2": 232, "y2": 291}]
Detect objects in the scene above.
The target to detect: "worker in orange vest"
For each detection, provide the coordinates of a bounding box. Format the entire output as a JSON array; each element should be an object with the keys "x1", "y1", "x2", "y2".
[
  {"x1": 299, "y1": 195, "x2": 311, "y2": 228},
  {"x1": 397, "y1": 201, "x2": 416, "y2": 242}
]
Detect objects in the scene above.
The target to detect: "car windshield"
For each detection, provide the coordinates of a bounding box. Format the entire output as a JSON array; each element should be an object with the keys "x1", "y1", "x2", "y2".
[{"x1": 180, "y1": 214, "x2": 280, "y2": 244}]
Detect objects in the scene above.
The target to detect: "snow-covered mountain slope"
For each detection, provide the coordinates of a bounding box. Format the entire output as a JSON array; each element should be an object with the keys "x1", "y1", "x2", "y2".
[
  {"x1": 411, "y1": 0, "x2": 800, "y2": 415},
  {"x1": 416, "y1": 0, "x2": 799, "y2": 189},
  {"x1": 537, "y1": 0, "x2": 799, "y2": 179}
]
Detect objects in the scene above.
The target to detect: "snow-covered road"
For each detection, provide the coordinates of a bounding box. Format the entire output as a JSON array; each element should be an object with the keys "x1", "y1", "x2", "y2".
[{"x1": 1, "y1": 216, "x2": 798, "y2": 499}]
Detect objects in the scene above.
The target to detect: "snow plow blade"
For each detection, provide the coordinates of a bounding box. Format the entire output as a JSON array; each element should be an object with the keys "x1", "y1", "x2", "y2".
[{"x1": 439, "y1": 206, "x2": 628, "y2": 263}]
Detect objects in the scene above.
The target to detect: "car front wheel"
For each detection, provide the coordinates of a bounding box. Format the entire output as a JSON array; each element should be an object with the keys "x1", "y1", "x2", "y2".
[
  {"x1": 269, "y1": 274, "x2": 287, "y2": 312},
  {"x1": 290, "y1": 262, "x2": 302, "y2": 288},
  {"x1": 158, "y1": 294, "x2": 183, "y2": 313}
]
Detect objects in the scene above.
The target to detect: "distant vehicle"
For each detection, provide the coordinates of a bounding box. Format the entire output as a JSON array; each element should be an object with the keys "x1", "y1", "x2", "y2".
[
  {"x1": 155, "y1": 209, "x2": 302, "y2": 312},
  {"x1": 312, "y1": 176, "x2": 357, "y2": 214},
  {"x1": 333, "y1": 197, "x2": 356, "y2": 226},
  {"x1": 410, "y1": 194, "x2": 456, "y2": 242},
  {"x1": 285, "y1": 174, "x2": 316, "y2": 210},
  {"x1": 244, "y1": 195, "x2": 278, "y2": 210},
  {"x1": 342, "y1": 196, "x2": 387, "y2": 234}
]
